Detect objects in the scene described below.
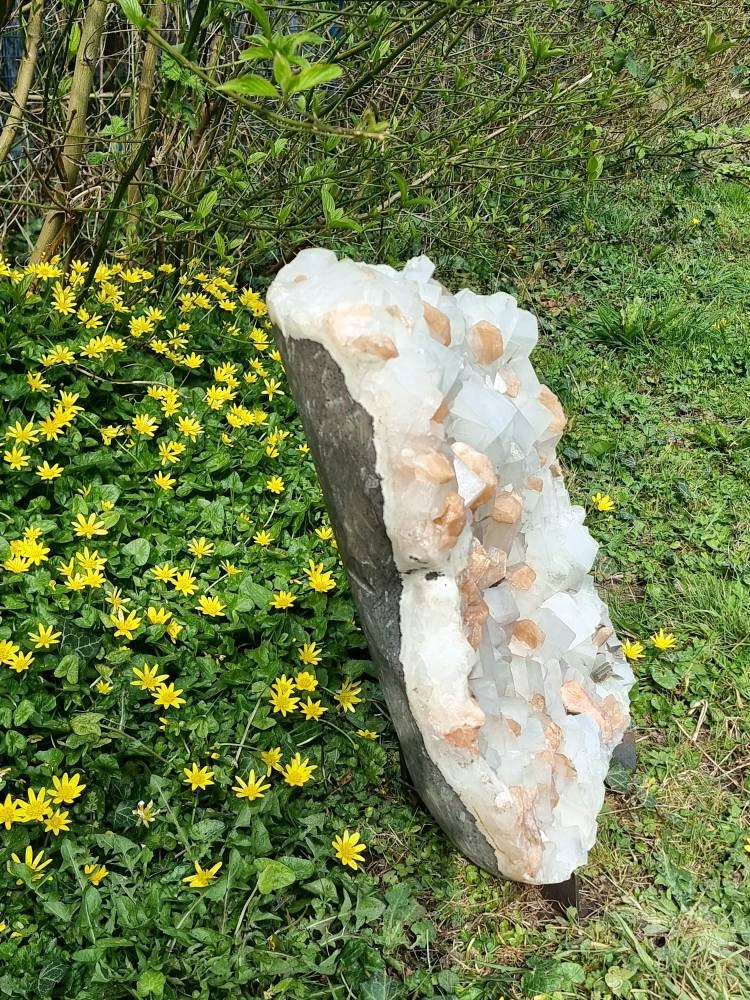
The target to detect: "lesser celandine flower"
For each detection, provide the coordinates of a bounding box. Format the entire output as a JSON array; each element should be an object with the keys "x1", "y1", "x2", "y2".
[
  {"x1": 295, "y1": 671, "x2": 318, "y2": 691},
  {"x1": 197, "y1": 595, "x2": 226, "y2": 617},
  {"x1": 28, "y1": 623, "x2": 61, "y2": 648},
  {"x1": 0, "y1": 794, "x2": 22, "y2": 829},
  {"x1": 298, "y1": 642, "x2": 322, "y2": 666},
  {"x1": 332, "y1": 830, "x2": 367, "y2": 870},
  {"x1": 11, "y1": 846, "x2": 52, "y2": 881},
  {"x1": 133, "y1": 799, "x2": 159, "y2": 826},
  {"x1": 132, "y1": 663, "x2": 169, "y2": 690},
  {"x1": 335, "y1": 679, "x2": 362, "y2": 712},
  {"x1": 153, "y1": 682, "x2": 186, "y2": 710},
  {"x1": 183, "y1": 763, "x2": 214, "y2": 791},
  {"x1": 622, "y1": 640, "x2": 645, "y2": 662},
  {"x1": 300, "y1": 698, "x2": 327, "y2": 721},
  {"x1": 44, "y1": 809, "x2": 70, "y2": 836},
  {"x1": 260, "y1": 747, "x2": 283, "y2": 775},
  {"x1": 183, "y1": 861, "x2": 222, "y2": 889},
  {"x1": 270, "y1": 590, "x2": 296, "y2": 609},
  {"x1": 303, "y1": 560, "x2": 336, "y2": 594},
  {"x1": 232, "y1": 770, "x2": 270, "y2": 801},
  {"x1": 266, "y1": 475, "x2": 284, "y2": 494},
  {"x1": 281, "y1": 754, "x2": 316, "y2": 787},
  {"x1": 85, "y1": 863, "x2": 109, "y2": 885},
  {"x1": 591, "y1": 492, "x2": 615, "y2": 513},
  {"x1": 253, "y1": 530, "x2": 273, "y2": 546},
  {"x1": 650, "y1": 628, "x2": 677, "y2": 651}
]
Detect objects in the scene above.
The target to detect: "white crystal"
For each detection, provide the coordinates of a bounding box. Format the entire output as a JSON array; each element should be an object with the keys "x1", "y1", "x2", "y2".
[{"x1": 268, "y1": 249, "x2": 633, "y2": 884}]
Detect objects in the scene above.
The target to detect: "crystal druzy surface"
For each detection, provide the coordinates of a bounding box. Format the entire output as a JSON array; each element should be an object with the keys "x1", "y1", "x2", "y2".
[{"x1": 268, "y1": 250, "x2": 633, "y2": 884}]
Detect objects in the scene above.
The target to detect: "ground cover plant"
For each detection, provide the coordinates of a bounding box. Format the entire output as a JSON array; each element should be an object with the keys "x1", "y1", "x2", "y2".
[{"x1": 1, "y1": 171, "x2": 750, "y2": 999}]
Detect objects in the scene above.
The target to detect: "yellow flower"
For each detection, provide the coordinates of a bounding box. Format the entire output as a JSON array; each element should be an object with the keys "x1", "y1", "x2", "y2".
[
  {"x1": 3, "y1": 446, "x2": 30, "y2": 470},
  {"x1": 11, "y1": 845, "x2": 52, "y2": 881},
  {"x1": 315, "y1": 526, "x2": 334, "y2": 541},
  {"x1": 147, "y1": 606, "x2": 172, "y2": 625},
  {"x1": 335, "y1": 678, "x2": 362, "y2": 712},
  {"x1": 232, "y1": 770, "x2": 271, "y2": 801},
  {"x1": 332, "y1": 829, "x2": 367, "y2": 870},
  {"x1": 183, "y1": 763, "x2": 215, "y2": 791},
  {"x1": 167, "y1": 619, "x2": 183, "y2": 643},
  {"x1": 281, "y1": 753, "x2": 316, "y2": 788},
  {"x1": 221, "y1": 560, "x2": 239, "y2": 575},
  {"x1": 650, "y1": 628, "x2": 677, "y2": 651},
  {"x1": 298, "y1": 641, "x2": 322, "y2": 666},
  {"x1": 188, "y1": 536, "x2": 214, "y2": 558},
  {"x1": 26, "y1": 372, "x2": 50, "y2": 392},
  {"x1": 133, "y1": 799, "x2": 159, "y2": 826},
  {"x1": 591, "y1": 492, "x2": 615, "y2": 513},
  {"x1": 132, "y1": 662, "x2": 169, "y2": 690},
  {"x1": 73, "y1": 513, "x2": 107, "y2": 538},
  {"x1": 111, "y1": 608, "x2": 142, "y2": 640},
  {"x1": 17, "y1": 787, "x2": 52, "y2": 822},
  {"x1": 36, "y1": 461, "x2": 64, "y2": 480},
  {"x1": 51, "y1": 772, "x2": 86, "y2": 804},
  {"x1": 266, "y1": 475, "x2": 284, "y2": 494},
  {"x1": 153, "y1": 682, "x2": 186, "y2": 710},
  {"x1": 0, "y1": 640, "x2": 20, "y2": 665},
  {"x1": 197, "y1": 595, "x2": 226, "y2": 617},
  {"x1": 172, "y1": 569, "x2": 198, "y2": 596},
  {"x1": 262, "y1": 378, "x2": 284, "y2": 400},
  {"x1": 260, "y1": 747, "x2": 283, "y2": 776},
  {"x1": 44, "y1": 809, "x2": 71, "y2": 836},
  {"x1": 300, "y1": 697, "x2": 327, "y2": 721},
  {"x1": 269, "y1": 681, "x2": 299, "y2": 717},
  {"x1": 154, "y1": 471, "x2": 176, "y2": 490},
  {"x1": 7, "y1": 650, "x2": 34, "y2": 673},
  {"x1": 158, "y1": 263, "x2": 176, "y2": 274},
  {"x1": 270, "y1": 590, "x2": 296, "y2": 609},
  {"x1": 253, "y1": 530, "x2": 273, "y2": 546},
  {"x1": 303, "y1": 559, "x2": 336, "y2": 594},
  {"x1": 5, "y1": 420, "x2": 38, "y2": 444},
  {"x1": 152, "y1": 562, "x2": 178, "y2": 583},
  {"x1": 356, "y1": 730, "x2": 379, "y2": 740},
  {"x1": 183, "y1": 860, "x2": 222, "y2": 889},
  {"x1": 28, "y1": 623, "x2": 62, "y2": 649},
  {"x1": 622, "y1": 640, "x2": 645, "y2": 662},
  {"x1": 84, "y1": 863, "x2": 109, "y2": 885},
  {"x1": 177, "y1": 415, "x2": 202, "y2": 440},
  {"x1": 132, "y1": 413, "x2": 159, "y2": 437},
  {"x1": 295, "y1": 670, "x2": 318, "y2": 692},
  {"x1": 0, "y1": 793, "x2": 22, "y2": 830},
  {"x1": 51, "y1": 281, "x2": 76, "y2": 315}
]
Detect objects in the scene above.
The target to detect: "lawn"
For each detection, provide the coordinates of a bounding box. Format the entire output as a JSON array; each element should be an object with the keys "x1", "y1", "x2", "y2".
[{"x1": 0, "y1": 171, "x2": 749, "y2": 999}]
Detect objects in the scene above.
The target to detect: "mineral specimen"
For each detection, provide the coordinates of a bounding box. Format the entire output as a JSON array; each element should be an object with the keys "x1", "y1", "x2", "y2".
[{"x1": 267, "y1": 250, "x2": 634, "y2": 885}]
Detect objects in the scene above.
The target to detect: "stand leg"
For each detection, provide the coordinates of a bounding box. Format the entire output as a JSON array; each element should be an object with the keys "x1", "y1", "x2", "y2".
[
  {"x1": 541, "y1": 873, "x2": 579, "y2": 912},
  {"x1": 610, "y1": 729, "x2": 637, "y2": 772}
]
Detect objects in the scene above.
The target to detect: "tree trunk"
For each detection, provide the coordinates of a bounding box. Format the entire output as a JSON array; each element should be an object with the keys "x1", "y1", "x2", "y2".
[
  {"x1": 0, "y1": 0, "x2": 45, "y2": 167},
  {"x1": 126, "y1": 0, "x2": 166, "y2": 216},
  {"x1": 30, "y1": 0, "x2": 109, "y2": 263}
]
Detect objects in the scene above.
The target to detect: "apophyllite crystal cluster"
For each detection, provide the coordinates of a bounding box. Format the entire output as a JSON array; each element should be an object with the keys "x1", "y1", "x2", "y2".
[{"x1": 267, "y1": 250, "x2": 634, "y2": 885}]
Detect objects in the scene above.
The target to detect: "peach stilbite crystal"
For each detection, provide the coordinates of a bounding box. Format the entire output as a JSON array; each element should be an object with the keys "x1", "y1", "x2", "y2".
[{"x1": 268, "y1": 249, "x2": 633, "y2": 885}]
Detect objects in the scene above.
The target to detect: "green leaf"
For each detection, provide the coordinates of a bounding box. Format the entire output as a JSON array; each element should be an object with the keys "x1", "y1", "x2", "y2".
[
  {"x1": 587, "y1": 153, "x2": 605, "y2": 182},
  {"x1": 191, "y1": 818, "x2": 225, "y2": 842},
  {"x1": 238, "y1": 0, "x2": 272, "y2": 38},
  {"x1": 289, "y1": 64, "x2": 343, "y2": 94},
  {"x1": 71, "y1": 713, "x2": 104, "y2": 738},
  {"x1": 195, "y1": 191, "x2": 218, "y2": 220},
  {"x1": 255, "y1": 858, "x2": 297, "y2": 894},
  {"x1": 122, "y1": 537, "x2": 151, "y2": 565},
  {"x1": 521, "y1": 961, "x2": 585, "y2": 995},
  {"x1": 218, "y1": 74, "x2": 279, "y2": 99},
  {"x1": 118, "y1": 0, "x2": 148, "y2": 30},
  {"x1": 137, "y1": 970, "x2": 166, "y2": 998}
]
